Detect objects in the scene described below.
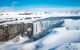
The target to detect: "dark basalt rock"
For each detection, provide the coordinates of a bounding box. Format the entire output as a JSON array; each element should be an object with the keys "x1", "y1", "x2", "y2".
[
  {"x1": 0, "y1": 22, "x2": 33, "y2": 42},
  {"x1": 0, "y1": 17, "x2": 64, "y2": 42}
]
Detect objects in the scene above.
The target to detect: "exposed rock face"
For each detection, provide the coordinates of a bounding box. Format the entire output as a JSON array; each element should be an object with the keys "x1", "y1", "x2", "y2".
[
  {"x1": 24, "y1": 23, "x2": 33, "y2": 38},
  {"x1": 0, "y1": 22, "x2": 33, "y2": 42},
  {"x1": 0, "y1": 25, "x2": 9, "y2": 41},
  {"x1": 0, "y1": 24, "x2": 21, "y2": 42},
  {"x1": 0, "y1": 17, "x2": 64, "y2": 42}
]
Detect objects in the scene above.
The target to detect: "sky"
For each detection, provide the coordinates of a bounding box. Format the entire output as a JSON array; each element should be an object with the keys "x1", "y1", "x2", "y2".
[{"x1": 0, "y1": 0, "x2": 80, "y2": 10}]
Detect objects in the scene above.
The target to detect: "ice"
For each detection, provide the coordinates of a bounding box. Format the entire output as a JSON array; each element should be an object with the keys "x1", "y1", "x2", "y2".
[{"x1": 0, "y1": 16, "x2": 80, "y2": 50}]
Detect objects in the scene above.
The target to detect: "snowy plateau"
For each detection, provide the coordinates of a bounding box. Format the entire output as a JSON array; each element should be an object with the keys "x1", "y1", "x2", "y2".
[{"x1": 0, "y1": 8, "x2": 80, "y2": 50}]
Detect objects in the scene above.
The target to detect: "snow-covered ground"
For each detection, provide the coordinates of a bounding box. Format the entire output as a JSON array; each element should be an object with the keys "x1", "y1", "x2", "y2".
[
  {"x1": 0, "y1": 18, "x2": 80, "y2": 50},
  {"x1": 0, "y1": 8, "x2": 80, "y2": 50},
  {"x1": 18, "y1": 19, "x2": 80, "y2": 50}
]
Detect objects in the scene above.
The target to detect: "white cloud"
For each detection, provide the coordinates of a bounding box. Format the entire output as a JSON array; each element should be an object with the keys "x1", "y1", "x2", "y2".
[{"x1": 0, "y1": 6, "x2": 15, "y2": 11}]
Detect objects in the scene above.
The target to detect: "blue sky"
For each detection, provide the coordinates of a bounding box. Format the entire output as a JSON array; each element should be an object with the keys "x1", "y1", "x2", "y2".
[{"x1": 0, "y1": 0, "x2": 80, "y2": 10}]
